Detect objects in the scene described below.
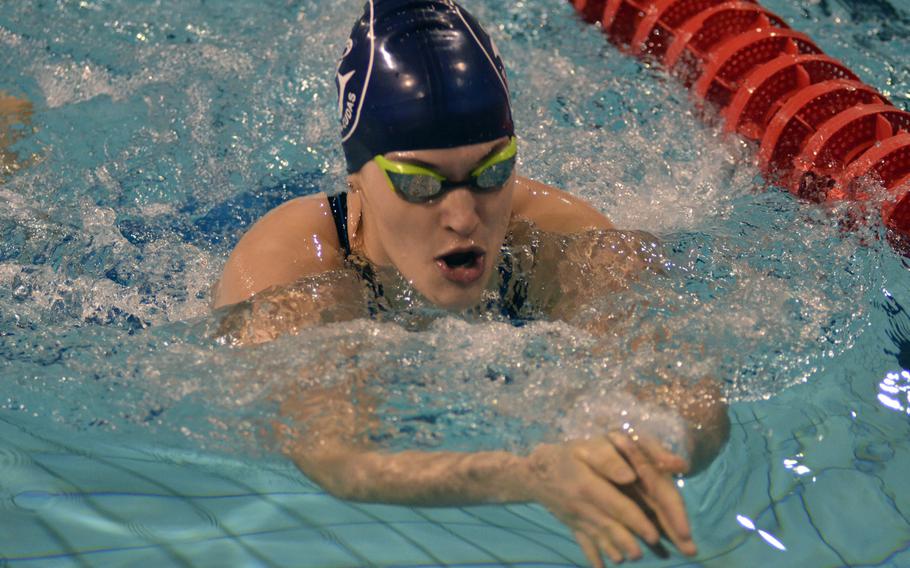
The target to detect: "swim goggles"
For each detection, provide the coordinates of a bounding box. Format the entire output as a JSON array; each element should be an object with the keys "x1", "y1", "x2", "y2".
[{"x1": 373, "y1": 137, "x2": 517, "y2": 203}]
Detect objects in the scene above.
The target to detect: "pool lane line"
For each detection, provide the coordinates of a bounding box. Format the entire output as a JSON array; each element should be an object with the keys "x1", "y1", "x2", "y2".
[
  {"x1": 1, "y1": 422, "x2": 582, "y2": 565},
  {"x1": 104, "y1": 439, "x2": 383, "y2": 567},
  {"x1": 10, "y1": 488, "x2": 589, "y2": 564},
  {"x1": 456, "y1": 506, "x2": 583, "y2": 565},
  {"x1": 0, "y1": 414, "x2": 277, "y2": 568},
  {"x1": 2, "y1": 417, "x2": 432, "y2": 567}
]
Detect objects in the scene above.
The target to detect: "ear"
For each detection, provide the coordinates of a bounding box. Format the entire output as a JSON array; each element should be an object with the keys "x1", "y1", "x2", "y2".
[{"x1": 347, "y1": 172, "x2": 363, "y2": 193}]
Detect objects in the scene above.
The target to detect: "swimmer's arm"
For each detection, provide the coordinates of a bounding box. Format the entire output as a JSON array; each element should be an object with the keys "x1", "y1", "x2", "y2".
[
  {"x1": 277, "y1": 381, "x2": 697, "y2": 561},
  {"x1": 537, "y1": 228, "x2": 660, "y2": 323},
  {"x1": 289, "y1": 436, "x2": 532, "y2": 506},
  {"x1": 511, "y1": 176, "x2": 614, "y2": 233},
  {"x1": 277, "y1": 381, "x2": 528, "y2": 505},
  {"x1": 213, "y1": 273, "x2": 369, "y2": 345},
  {"x1": 213, "y1": 194, "x2": 344, "y2": 308},
  {"x1": 509, "y1": 178, "x2": 656, "y2": 317},
  {"x1": 0, "y1": 93, "x2": 34, "y2": 175},
  {"x1": 535, "y1": 230, "x2": 729, "y2": 472},
  {"x1": 633, "y1": 379, "x2": 730, "y2": 475}
]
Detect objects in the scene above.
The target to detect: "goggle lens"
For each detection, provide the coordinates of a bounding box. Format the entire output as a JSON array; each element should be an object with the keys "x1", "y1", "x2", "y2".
[
  {"x1": 474, "y1": 155, "x2": 516, "y2": 190},
  {"x1": 375, "y1": 138, "x2": 517, "y2": 203},
  {"x1": 385, "y1": 170, "x2": 443, "y2": 202}
]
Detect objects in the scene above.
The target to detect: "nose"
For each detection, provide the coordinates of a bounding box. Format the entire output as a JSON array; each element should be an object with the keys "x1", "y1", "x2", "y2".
[{"x1": 439, "y1": 187, "x2": 481, "y2": 237}]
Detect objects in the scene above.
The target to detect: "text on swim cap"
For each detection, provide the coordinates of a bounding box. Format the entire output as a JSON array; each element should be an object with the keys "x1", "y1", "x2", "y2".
[
  {"x1": 337, "y1": 68, "x2": 357, "y2": 129},
  {"x1": 342, "y1": 92, "x2": 357, "y2": 130}
]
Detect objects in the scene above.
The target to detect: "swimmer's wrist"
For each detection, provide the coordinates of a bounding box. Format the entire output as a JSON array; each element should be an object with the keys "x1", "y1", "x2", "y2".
[
  {"x1": 298, "y1": 446, "x2": 540, "y2": 506},
  {"x1": 499, "y1": 452, "x2": 538, "y2": 503},
  {"x1": 518, "y1": 443, "x2": 566, "y2": 505}
]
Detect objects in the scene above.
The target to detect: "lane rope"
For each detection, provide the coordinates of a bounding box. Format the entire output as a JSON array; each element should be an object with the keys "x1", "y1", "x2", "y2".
[{"x1": 569, "y1": 0, "x2": 910, "y2": 239}]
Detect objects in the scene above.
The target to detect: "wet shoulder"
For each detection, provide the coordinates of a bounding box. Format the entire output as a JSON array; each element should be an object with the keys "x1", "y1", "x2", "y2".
[
  {"x1": 499, "y1": 217, "x2": 665, "y2": 321},
  {"x1": 250, "y1": 192, "x2": 341, "y2": 246},
  {"x1": 511, "y1": 176, "x2": 614, "y2": 234},
  {"x1": 213, "y1": 193, "x2": 346, "y2": 307}
]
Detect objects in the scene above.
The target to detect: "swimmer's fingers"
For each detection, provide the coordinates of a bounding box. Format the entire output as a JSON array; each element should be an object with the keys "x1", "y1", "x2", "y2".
[
  {"x1": 572, "y1": 438, "x2": 637, "y2": 485},
  {"x1": 632, "y1": 485, "x2": 696, "y2": 557},
  {"x1": 635, "y1": 434, "x2": 690, "y2": 475},
  {"x1": 581, "y1": 473, "x2": 660, "y2": 546},
  {"x1": 609, "y1": 433, "x2": 696, "y2": 556},
  {"x1": 571, "y1": 438, "x2": 662, "y2": 546},
  {"x1": 574, "y1": 506, "x2": 644, "y2": 564},
  {"x1": 622, "y1": 435, "x2": 691, "y2": 539},
  {"x1": 575, "y1": 531, "x2": 608, "y2": 568},
  {"x1": 529, "y1": 441, "x2": 660, "y2": 562},
  {"x1": 580, "y1": 508, "x2": 645, "y2": 562}
]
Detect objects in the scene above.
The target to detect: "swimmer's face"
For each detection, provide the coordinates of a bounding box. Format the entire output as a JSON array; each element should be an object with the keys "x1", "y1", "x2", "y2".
[{"x1": 352, "y1": 137, "x2": 516, "y2": 310}]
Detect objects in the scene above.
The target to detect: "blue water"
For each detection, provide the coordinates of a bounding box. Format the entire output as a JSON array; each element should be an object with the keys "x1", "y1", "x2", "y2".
[{"x1": 2, "y1": 0, "x2": 910, "y2": 566}]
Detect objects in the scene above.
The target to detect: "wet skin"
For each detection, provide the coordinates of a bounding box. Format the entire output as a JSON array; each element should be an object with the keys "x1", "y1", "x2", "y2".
[
  {"x1": 0, "y1": 93, "x2": 33, "y2": 179},
  {"x1": 214, "y1": 137, "x2": 614, "y2": 310}
]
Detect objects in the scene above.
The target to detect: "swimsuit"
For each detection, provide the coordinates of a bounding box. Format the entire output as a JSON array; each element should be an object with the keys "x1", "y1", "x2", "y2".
[
  {"x1": 327, "y1": 192, "x2": 384, "y2": 314},
  {"x1": 327, "y1": 192, "x2": 352, "y2": 256}
]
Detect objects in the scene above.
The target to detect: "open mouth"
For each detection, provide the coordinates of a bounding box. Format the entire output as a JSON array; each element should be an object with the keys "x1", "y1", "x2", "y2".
[
  {"x1": 441, "y1": 249, "x2": 481, "y2": 268},
  {"x1": 436, "y1": 247, "x2": 485, "y2": 284}
]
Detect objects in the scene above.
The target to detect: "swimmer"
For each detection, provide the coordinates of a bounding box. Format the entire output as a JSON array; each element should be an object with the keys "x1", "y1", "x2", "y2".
[
  {"x1": 215, "y1": 1, "x2": 728, "y2": 565},
  {"x1": 0, "y1": 91, "x2": 33, "y2": 180}
]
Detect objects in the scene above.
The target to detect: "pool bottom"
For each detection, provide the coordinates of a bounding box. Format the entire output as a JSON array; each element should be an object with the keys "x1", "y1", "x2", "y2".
[
  {"x1": 2, "y1": 283, "x2": 907, "y2": 568},
  {"x1": 5, "y1": 353, "x2": 910, "y2": 568},
  {"x1": 1, "y1": 413, "x2": 592, "y2": 567}
]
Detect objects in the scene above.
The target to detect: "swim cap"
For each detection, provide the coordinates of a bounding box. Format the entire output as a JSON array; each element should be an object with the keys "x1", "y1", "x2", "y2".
[{"x1": 336, "y1": 0, "x2": 514, "y2": 173}]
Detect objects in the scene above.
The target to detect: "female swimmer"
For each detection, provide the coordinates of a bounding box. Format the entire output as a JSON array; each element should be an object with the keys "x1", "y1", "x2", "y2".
[{"x1": 215, "y1": 1, "x2": 728, "y2": 565}]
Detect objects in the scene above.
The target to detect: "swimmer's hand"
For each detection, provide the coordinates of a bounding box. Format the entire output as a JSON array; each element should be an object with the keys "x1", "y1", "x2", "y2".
[{"x1": 526, "y1": 434, "x2": 696, "y2": 567}]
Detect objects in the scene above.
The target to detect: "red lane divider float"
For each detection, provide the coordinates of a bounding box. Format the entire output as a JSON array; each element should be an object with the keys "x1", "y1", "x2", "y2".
[
  {"x1": 722, "y1": 54, "x2": 858, "y2": 140},
  {"x1": 758, "y1": 80, "x2": 886, "y2": 175},
  {"x1": 621, "y1": 0, "x2": 754, "y2": 54},
  {"x1": 569, "y1": 0, "x2": 910, "y2": 238},
  {"x1": 664, "y1": 2, "x2": 788, "y2": 86},
  {"x1": 791, "y1": 104, "x2": 910, "y2": 199},
  {"x1": 692, "y1": 29, "x2": 821, "y2": 108}
]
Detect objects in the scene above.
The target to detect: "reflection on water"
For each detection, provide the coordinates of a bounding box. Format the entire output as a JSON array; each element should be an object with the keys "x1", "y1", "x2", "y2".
[
  {"x1": 877, "y1": 370, "x2": 910, "y2": 413},
  {"x1": 736, "y1": 513, "x2": 788, "y2": 551}
]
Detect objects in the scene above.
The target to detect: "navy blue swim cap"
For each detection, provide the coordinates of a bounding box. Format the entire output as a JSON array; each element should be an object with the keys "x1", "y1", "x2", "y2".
[{"x1": 336, "y1": 0, "x2": 514, "y2": 173}]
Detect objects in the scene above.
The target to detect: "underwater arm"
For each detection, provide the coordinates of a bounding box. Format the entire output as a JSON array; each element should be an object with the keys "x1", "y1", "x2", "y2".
[
  {"x1": 213, "y1": 269, "x2": 370, "y2": 345},
  {"x1": 276, "y1": 379, "x2": 697, "y2": 565},
  {"x1": 542, "y1": 231, "x2": 729, "y2": 473},
  {"x1": 631, "y1": 378, "x2": 730, "y2": 475},
  {"x1": 277, "y1": 380, "x2": 529, "y2": 505},
  {"x1": 0, "y1": 92, "x2": 34, "y2": 177}
]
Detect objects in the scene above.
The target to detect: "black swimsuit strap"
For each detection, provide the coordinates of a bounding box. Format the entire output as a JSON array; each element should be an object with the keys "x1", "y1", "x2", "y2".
[
  {"x1": 326, "y1": 192, "x2": 383, "y2": 312},
  {"x1": 326, "y1": 192, "x2": 351, "y2": 257}
]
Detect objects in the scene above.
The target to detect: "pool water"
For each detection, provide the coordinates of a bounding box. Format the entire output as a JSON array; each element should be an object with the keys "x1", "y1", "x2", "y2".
[{"x1": 2, "y1": 0, "x2": 910, "y2": 566}]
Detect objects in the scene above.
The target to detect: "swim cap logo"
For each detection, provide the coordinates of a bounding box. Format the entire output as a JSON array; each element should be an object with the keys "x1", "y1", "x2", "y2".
[
  {"x1": 337, "y1": 69, "x2": 356, "y2": 127},
  {"x1": 341, "y1": 38, "x2": 354, "y2": 60},
  {"x1": 336, "y1": 39, "x2": 358, "y2": 130}
]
